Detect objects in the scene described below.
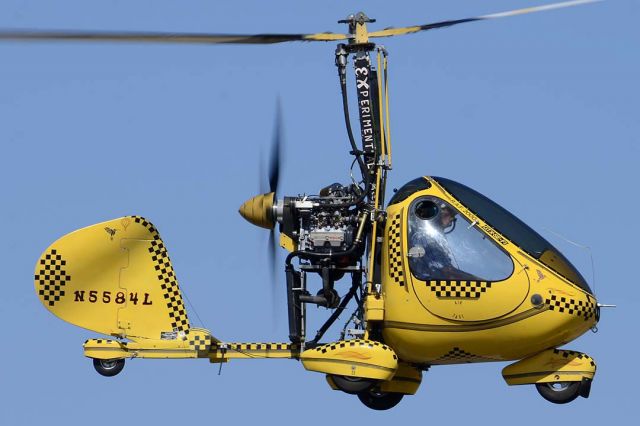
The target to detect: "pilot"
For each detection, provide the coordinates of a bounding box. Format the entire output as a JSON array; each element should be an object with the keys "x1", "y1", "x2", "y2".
[
  {"x1": 438, "y1": 205, "x2": 457, "y2": 232},
  {"x1": 409, "y1": 201, "x2": 477, "y2": 281}
]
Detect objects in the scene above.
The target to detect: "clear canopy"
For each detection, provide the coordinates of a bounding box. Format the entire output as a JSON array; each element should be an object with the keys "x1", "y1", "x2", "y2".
[
  {"x1": 432, "y1": 177, "x2": 591, "y2": 293},
  {"x1": 390, "y1": 176, "x2": 592, "y2": 293}
]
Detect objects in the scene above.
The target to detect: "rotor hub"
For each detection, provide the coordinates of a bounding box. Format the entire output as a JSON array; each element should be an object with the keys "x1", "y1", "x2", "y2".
[{"x1": 338, "y1": 12, "x2": 376, "y2": 35}]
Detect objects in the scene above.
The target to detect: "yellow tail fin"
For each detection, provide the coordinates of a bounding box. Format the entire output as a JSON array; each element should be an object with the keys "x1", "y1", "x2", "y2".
[{"x1": 35, "y1": 216, "x2": 190, "y2": 340}]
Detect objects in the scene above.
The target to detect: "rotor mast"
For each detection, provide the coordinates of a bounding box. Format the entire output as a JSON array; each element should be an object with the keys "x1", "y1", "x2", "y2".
[
  {"x1": 336, "y1": 12, "x2": 392, "y2": 335},
  {"x1": 336, "y1": 11, "x2": 383, "y2": 199}
]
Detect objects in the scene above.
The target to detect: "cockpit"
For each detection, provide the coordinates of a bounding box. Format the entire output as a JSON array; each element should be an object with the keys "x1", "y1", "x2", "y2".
[{"x1": 389, "y1": 176, "x2": 592, "y2": 293}]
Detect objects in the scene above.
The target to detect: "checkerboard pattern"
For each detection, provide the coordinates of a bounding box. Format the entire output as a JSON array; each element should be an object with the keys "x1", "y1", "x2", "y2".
[
  {"x1": 553, "y1": 349, "x2": 596, "y2": 368},
  {"x1": 311, "y1": 339, "x2": 398, "y2": 360},
  {"x1": 189, "y1": 334, "x2": 212, "y2": 352},
  {"x1": 545, "y1": 294, "x2": 597, "y2": 321},
  {"x1": 427, "y1": 280, "x2": 493, "y2": 299},
  {"x1": 435, "y1": 347, "x2": 484, "y2": 364},
  {"x1": 388, "y1": 214, "x2": 405, "y2": 286},
  {"x1": 35, "y1": 249, "x2": 71, "y2": 307},
  {"x1": 210, "y1": 342, "x2": 302, "y2": 358},
  {"x1": 224, "y1": 342, "x2": 300, "y2": 352},
  {"x1": 131, "y1": 216, "x2": 190, "y2": 332},
  {"x1": 83, "y1": 338, "x2": 126, "y2": 347}
]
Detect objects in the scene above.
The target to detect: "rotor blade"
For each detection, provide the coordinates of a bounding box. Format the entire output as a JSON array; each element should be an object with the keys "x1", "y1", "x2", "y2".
[
  {"x1": 268, "y1": 99, "x2": 283, "y2": 195},
  {"x1": 369, "y1": 0, "x2": 602, "y2": 39},
  {"x1": 0, "y1": 29, "x2": 349, "y2": 44}
]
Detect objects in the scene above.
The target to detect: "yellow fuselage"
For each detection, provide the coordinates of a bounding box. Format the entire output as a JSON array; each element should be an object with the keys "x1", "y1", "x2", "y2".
[{"x1": 378, "y1": 177, "x2": 597, "y2": 365}]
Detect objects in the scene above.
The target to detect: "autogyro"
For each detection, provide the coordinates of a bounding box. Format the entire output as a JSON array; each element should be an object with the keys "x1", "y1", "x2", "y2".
[{"x1": 2, "y1": 0, "x2": 611, "y2": 410}]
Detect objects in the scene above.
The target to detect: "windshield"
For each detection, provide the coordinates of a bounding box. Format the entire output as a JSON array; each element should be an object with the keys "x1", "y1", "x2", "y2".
[
  {"x1": 407, "y1": 196, "x2": 514, "y2": 282},
  {"x1": 432, "y1": 176, "x2": 591, "y2": 293}
]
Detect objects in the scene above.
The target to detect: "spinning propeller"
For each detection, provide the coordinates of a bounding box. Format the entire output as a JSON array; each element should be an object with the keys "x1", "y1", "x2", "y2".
[
  {"x1": 266, "y1": 100, "x2": 283, "y2": 282},
  {"x1": 239, "y1": 101, "x2": 283, "y2": 292}
]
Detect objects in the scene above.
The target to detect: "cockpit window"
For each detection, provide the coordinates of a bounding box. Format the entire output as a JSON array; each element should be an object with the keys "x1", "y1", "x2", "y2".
[
  {"x1": 432, "y1": 176, "x2": 591, "y2": 293},
  {"x1": 388, "y1": 177, "x2": 431, "y2": 206},
  {"x1": 407, "y1": 196, "x2": 514, "y2": 282}
]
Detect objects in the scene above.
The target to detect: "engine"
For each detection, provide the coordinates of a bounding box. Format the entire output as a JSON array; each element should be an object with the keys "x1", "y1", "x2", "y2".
[
  {"x1": 276, "y1": 183, "x2": 361, "y2": 255},
  {"x1": 238, "y1": 182, "x2": 367, "y2": 320}
]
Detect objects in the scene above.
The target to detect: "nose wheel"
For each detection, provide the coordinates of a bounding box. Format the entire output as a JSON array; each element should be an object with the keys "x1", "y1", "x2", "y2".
[
  {"x1": 92, "y1": 358, "x2": 125, "y2": 377},
  {"x1": 357, "y1": 389, "x2": 404, "y2": 410}
]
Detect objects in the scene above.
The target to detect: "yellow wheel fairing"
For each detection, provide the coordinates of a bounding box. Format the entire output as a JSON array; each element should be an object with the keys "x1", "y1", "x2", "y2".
[
  {"x1": 35, "y1": 216, "x2": 190, "y2": 340},
  {"x1": 301, "y1": 339, "x2": 398, "y2": 381},
  {"x1": 324, "y1": 362, "x2": 423, "y2": 395},
  {"x1": 502, "y1": 348, "x2": 596, "y2": 385}
]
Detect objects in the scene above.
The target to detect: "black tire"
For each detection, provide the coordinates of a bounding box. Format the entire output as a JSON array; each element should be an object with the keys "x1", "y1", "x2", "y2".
[
  {"x1": 331, "y1": 375, "x2": 376, "y2": 395},
  {"x1": 93, "y1": 358, "x2": 125, "y2": 377},
  {"x1": 535, "y1": 381, "x2": 581, "y2": 404},
  {"x1": 357, "y1": 389, "x2": 404, "y2": 410}
]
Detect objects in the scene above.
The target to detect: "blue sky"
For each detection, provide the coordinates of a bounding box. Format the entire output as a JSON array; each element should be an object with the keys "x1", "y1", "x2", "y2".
[{"x1": 0, "y1": 0, "x2": 637, "y2": 423}]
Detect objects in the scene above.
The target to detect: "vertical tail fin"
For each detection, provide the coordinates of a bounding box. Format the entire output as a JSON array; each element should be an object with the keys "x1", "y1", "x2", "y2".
[{"x1": 35, "y1": 216, "x2": 190, "y2": 340}]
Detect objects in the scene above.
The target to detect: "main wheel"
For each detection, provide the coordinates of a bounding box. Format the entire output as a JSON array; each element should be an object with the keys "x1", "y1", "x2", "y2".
[
  {"x1": 330, "y1": 375, "x2": 376, "y2": 394},
  {"x1": 93, "y1": 358, "x2": 125, "y2": 377},
  {"x1": 535, "y1": 381, "x2": 581, "y2": 404},
  {"x1": 357, "y1": 389, "x2": 404, "y2": 411}
]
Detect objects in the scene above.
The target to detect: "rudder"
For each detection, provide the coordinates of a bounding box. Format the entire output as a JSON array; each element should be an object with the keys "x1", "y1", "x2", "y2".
[{"x1": 35, "y1": 216, "x2": 190, "y2": 340}]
